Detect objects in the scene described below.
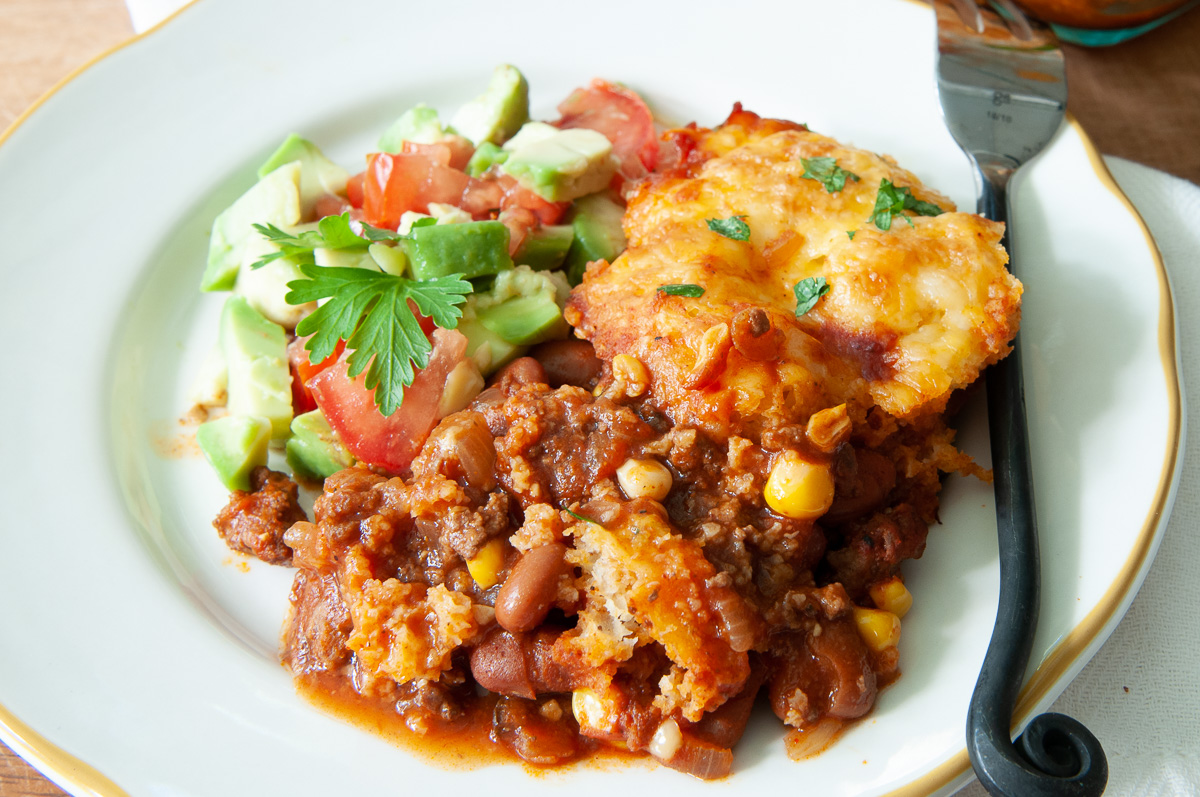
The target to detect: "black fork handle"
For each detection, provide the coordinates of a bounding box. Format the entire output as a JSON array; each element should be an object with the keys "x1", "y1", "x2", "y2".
[{"x1": 966, "y1": 164, "x2": 1108, "y2": 797}]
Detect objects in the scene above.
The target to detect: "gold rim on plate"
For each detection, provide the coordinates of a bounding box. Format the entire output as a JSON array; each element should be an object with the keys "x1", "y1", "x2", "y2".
[{"x1": 0, "y1": 2, "x2": 1182, "y2": 794}]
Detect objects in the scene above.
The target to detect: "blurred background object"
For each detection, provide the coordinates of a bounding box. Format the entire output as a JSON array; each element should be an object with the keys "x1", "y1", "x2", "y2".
[{"x1": 1016, "y1": 0, "x2": 1200, "y2": 44}]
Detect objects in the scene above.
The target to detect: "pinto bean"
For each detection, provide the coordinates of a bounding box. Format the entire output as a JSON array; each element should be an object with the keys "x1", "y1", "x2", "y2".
[
  {"x1": 768, "y1": 618, "x2": 877, "y2": 726},
  {"x1": 809, "y1": 618, "x2": 877, "y2": 719},
  {"x1": 496, "y1": 543, "x2": 569, "y2": 633},
  {"x1": 690, "y1": 658, "x2": 766, "y2": 748},
  {"x1": 530, "y1": 339, "x2": 603, "y2": 389},
  {"x1": 469, "y1": 626, "x2": 575, "y2": 698},
  {"x1": 490, "y1": 356, "x2": 546, "y2": 394},
  {"x1": 493, "y1": 695, "x2": 579, "y2": 765}
]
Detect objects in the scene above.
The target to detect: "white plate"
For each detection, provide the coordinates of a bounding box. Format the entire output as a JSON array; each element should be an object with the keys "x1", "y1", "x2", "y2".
[{"x1": 0, "y1": 0, "x2": 1183, "y2": 795}]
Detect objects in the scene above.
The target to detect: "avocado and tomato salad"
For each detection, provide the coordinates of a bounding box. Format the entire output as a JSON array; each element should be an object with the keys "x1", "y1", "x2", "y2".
[{"x1": 194, "y1": 66, "x2": 654, "y2": 487}]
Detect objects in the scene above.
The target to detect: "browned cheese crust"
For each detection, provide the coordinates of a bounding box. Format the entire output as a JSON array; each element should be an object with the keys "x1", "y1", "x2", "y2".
[{"x1": 567, "y1": 108, "x2": 1022, "y2": 440}]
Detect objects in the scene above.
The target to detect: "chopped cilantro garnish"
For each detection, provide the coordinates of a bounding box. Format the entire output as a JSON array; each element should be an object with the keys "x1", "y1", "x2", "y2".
[
  {"x1": 565, "y1": 509, "x2": 601, "y2": 526},
  {"x1": 800, "y1": 157, "x2": 860, "y2": 193},
  {"x1": 657, "y1": 283, "x2": 705, "y2": 298},
  {"x1": 794, "y1": 277, "x2": 831, "y2": 317},
  {"x1": 285, "y1": 265, "x2": 471, "y2": 417},
  {"x1": 705, "y1": 216, "x2": 751, "y2": 241},
  {"x1": 868, "y1": 179, "x2": 944, "y2": 231},
  {"x1": 846, "y1": 230, "x2": 857, "y2": 240},
  {"x1": 250, "y1": 212, "x2": 403, "y2": 269}
]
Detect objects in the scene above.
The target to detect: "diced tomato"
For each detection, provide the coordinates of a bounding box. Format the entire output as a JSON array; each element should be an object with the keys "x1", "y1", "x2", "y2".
[
  {"x1": 498, "y1": 207, "x2": 538, "y2": 256},
  {"x1": 287, "y1": 336, "x2": 345, "y2": 415},
  {"x1": 495, "y1": 174, "x2": 568, "y2": 225},
  {"x1": 291, "y1": 336, "x2": 346, "y2": 384},
  {"x1": 314, "y1": 193, "x2": 353, "y2": 219},
  {"x1": 307, "y1": 328, "x2": 467, "y2": 475},
  {"x1": 346, "y1": 173, "x2": 365, "y2": 208},
  {"x1": 402, "y1": 137, "x2": 475, "y2": 172},
  {"x1": 362, "y1": 152, "x2": 473, "y2": 229},
  {"x1": 460, "y1": 177, "x2": 505, "y2": 218},
  {"x1": 557, "y1": 79, "x2": 659, "y2": 181}
]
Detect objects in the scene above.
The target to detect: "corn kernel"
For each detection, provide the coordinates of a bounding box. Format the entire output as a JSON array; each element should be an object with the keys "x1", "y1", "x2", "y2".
[
  {"x1": 612, "y1": 354, "x2": 650, "y2": 397},
  {"x1": 764, "y1": 450, "x2": 834, "y2": 519},
  {"x1": 852, "y1": 606, "x2": 901, "y2": 652},
  {"x1": 868, "y1": 577, "x2": 913, "y2": 619},
  {"x1": 806, "y1": 404, "x2": 852, "y2": 453},
  {"x1": 616, "y1": 458, "x2": 673, "y2": 501},
  {"x1": 465, "y1": 538, "x2": 506, "y2": 589},
  {"x1": 572, "y1": 688, "x2": 619, "y2": 737},
  {"x1": 649, "y1": 718, "x2": 683, "y2": 761}
]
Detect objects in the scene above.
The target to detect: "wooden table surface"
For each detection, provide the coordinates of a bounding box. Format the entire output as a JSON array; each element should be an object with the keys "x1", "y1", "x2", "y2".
[{"x1": 1, "y1": 0, "x2": 1197, "y2": 794}]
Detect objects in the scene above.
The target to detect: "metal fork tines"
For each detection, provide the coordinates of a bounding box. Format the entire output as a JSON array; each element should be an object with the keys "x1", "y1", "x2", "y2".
[
  {"x1": 936, "y1": 0, "x2": 1066, "y2": 195},
  {"x1": 934, "y1": 3, "x2": 1108, "y2": 797}
]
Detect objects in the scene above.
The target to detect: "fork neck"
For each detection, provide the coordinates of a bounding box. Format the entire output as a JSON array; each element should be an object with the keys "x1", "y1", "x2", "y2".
[{"x1": 971, "y1": 159, "x2": 1015, "y2": 232}]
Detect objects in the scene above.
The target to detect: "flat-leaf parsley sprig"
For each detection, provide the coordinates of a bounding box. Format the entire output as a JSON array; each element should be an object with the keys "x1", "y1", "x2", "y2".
[
  {"x1": 800, "y1": 157, "x2": 860, "y2": 194},
  {"x1": 794, "y1": 276, "x2": 831, "y2": 317},
  {"x1": 285, "y1": 265, "x2": 471, "y2": 417},
  {"x1": 705, "y1": 216, "x2": 751, "y2": 241},
  {"x1": 251, "y1": 212, "x2": 404, "y2": 270},
  {"x1": 868, "y1": 179, "x2": 944, "y2": 231}
]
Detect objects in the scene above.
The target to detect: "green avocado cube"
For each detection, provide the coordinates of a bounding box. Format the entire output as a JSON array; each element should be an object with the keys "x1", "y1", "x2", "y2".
[
  {"x1": 203, "y1": 162, "x2": 302, "y2": 292},
  {"x1": 379, "y1": 104, "x2": 447, "y2": 153},
  {"x1": 257, "y1": 134, "x2": 350, "y2": 219},
  {"x1": 477, "y1": 294, "x2": 566, "y2": 345},
  {"x1": 501, "y1": 128, "x2": 617, "y2": 203},
  {"x1": 451, "y1": 65, "x2": 530, "y2": 147},
  {"x1": 405, "y1": 220, "x2": 513, "y2": 281},
  {"x1": 219, "y1": 296, "x2": 293, "y2": 440},
  {"x1": 563, "y1": 191, "x2": 627, "y2": 285},
  {"x1": 197, "y1": 415, "x2": 272, "y2": 492},
  {"x1": 456, "y1": 314, "x2": 524, "y2": 376},
  {"x1": 514, "y1": 224, "x2": 574, "y2": 272},
  {"x1": 465, "y1": 141, "x2": 509, "y2": 177},
  {"x1": 286, "y1": 410, "x2": 354, "y2": 482}
]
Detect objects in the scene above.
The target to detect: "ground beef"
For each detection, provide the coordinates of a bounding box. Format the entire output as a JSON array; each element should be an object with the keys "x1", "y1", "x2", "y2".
[{"x1": 213, "y1": 466, "x2": 306, "y2": 564}]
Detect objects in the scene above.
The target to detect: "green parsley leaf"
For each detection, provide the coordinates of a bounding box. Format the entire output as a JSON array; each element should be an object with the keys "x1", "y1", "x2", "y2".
[
  {"x1": 868, "y1": 179, "x2": 944, "y2": 231},
  {"x1": 250, "y1": 212, "x2": 402, "y2": 269},
  {"x1": 846, "y1": 230, "x2": 857, "y2": 240},
  {"x1": 286, "y1": 265, "x2": 471, "y2": 417},
  {"x1": 706, "y1": 216, "x2": 751, "y2": 241},
  {"x1": 793, "y1": 276, "x2": 831, "y2": 317},
  {"x1": 657, "y1": 283, "x2": 705, "y2": 298},
  {"x1": 565, "y1": 509, "x2": 601, "y2": 526},
  {"x1": 800, "y1": 157, "x2": 860, "y2": 193}
]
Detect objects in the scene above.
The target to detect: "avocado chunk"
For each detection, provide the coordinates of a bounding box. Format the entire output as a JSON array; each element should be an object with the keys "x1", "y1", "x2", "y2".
[
  {"x1": 235, "y1": 231, "x2": 315, "y2": 330},
  {"x1": 257, "y1": 134, "x2": 349, "y2": 218},
  {"x1": 196, "y1": 415, "x2": 272, "y2": 492},
  {"x1": 286, "y1": 410, "x2": 354, "y2": 481},
  {"x1": 203, "y1": 162, "x2": 302, "y2": 292},
  {"x1": 465, "y1": 141, "x2": 509, "y2": 177},
  {"x1": 477, "y1": 295, "x2": 564, "y2": 345},
  {"x1": 378, "y1": 104, "x2": 448, "y2": 153},
  {"x1": 472, "y1": 266, "x2": 569, "y2": 346},
  {"x1": 219, "y1": 296, "x2": 293, "y2": 439},
  {"x1": 501, "y1": 128, "x2": 617, "y2": 203},
  {"x1": 501, "y1": 121, "x2": 559, "y2": 151},
  {"x1": 405, "y1": 220, "x2": 513, "y2": 281},
  {"x1": 314, "y1": 246, "x2": 379, "y2": 271},
  {"x1": 563, "y1": 191, "x2": 627, "y2": 285},
  {"x1": 451, "y1": 65, "x2": 530, "y2": 147},
  {"x1": 514, "y1": 224, "x2": 574, "y2": 272},
  {"x1": 367, "y1": 242, "x2": 408, "y2": 276},
  {"x1": 456, "y1": 314, "x2": 524, "y2": 375}
]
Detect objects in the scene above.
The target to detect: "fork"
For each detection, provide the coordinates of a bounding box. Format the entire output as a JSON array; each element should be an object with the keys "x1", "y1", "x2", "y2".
[{"x1": 934, "y1": 2, "x2": 1108, "y2": 795}]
